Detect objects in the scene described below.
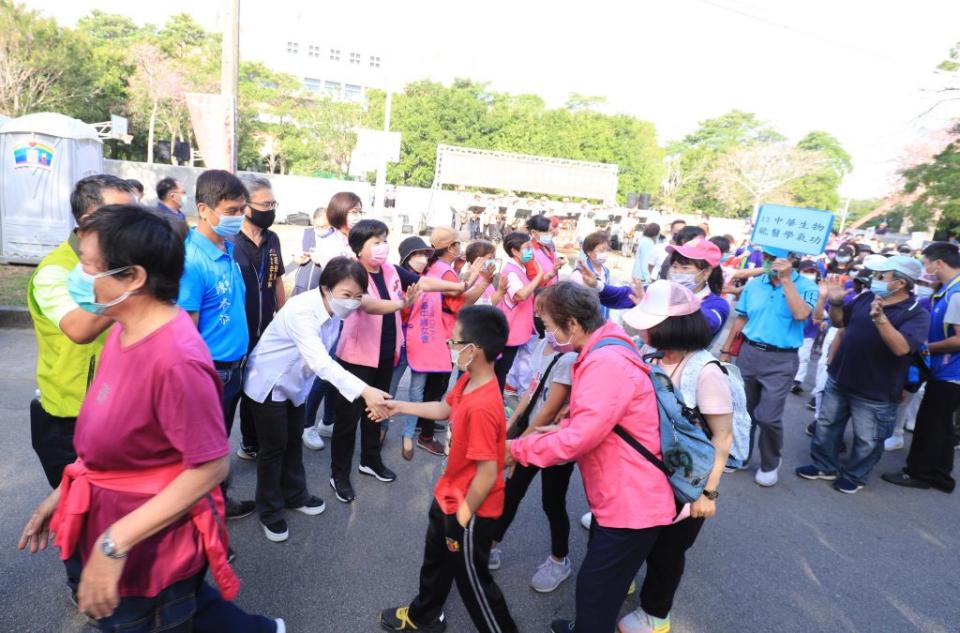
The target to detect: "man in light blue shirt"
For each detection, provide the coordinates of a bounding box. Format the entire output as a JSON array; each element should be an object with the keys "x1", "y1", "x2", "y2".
[
  {"x1": 720, "y1": 246, "x2": 818, "y2": 487},
  {"x1": 178, "y1": 169, "x2": 254, "y2": 519},
  {"x1": 631, "y1": 222, "x2": 660, "y2": 282}
]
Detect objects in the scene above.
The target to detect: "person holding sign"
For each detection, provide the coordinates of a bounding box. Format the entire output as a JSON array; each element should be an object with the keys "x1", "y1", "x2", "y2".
[{"x1": 719, "y1": 246, "x2": 818, "y2": 487}]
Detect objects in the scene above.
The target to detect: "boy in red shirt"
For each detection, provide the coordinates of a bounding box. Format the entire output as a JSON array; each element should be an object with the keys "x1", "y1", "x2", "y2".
[{"x1": 377, "y1": 305, "x2": 518, "y2": 633}]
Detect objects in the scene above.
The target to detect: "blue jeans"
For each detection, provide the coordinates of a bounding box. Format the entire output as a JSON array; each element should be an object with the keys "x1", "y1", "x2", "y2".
[
  {"x1": 384, "y1": 347, "x2": 409, "y2": 436},
  {"x1": 303, "y1": 377, "x2": 337, "y2": 429},
  {"x1": 811, "y1": 377, "x2": 897, "y2": 485},
  {"x1": 216, "y1": 364, "x2": 245, "y2": 437},
  {"x1": 95, "y1": 568, "x2": 276, "y2": 632}
]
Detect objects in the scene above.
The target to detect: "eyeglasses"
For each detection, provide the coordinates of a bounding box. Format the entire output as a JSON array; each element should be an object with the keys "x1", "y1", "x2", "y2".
[
  {"x1": 248, "y1": 201, "x2": 279, "y2": 212},
  {"x1": 445, "y1": 339, "x2": 473, "y2": 348}
]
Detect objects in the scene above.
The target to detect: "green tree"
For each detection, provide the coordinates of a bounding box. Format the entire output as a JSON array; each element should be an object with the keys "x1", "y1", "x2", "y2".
[
  {"x1": 903, "y1": 124, "x2": 960, "y2": 239},
  {"x1": 790, "y1": 131, "x2": 853, "y2": 211}
]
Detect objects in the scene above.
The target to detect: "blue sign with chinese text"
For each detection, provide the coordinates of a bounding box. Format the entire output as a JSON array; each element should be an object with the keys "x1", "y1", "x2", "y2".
[{"x1": 750, "y1": 204, "x2": 834, "y2": 256}]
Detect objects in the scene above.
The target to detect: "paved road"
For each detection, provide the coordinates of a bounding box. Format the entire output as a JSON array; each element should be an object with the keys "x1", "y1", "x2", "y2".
[{"x1": 1, "y1": 326, "x2": 958, "y2": 633}]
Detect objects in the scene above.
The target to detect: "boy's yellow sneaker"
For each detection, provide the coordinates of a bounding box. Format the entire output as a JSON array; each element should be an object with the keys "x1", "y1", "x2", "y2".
[{"x1": 617, "y1": 607, "x2": 671, "y2": 633}]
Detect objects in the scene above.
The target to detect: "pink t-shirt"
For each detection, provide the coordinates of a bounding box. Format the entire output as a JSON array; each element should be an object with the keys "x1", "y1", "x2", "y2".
[
  {"x1": 73, "y1": 309, "x2": 228, "y2": 597},
  {"x1": 658, "y1": 356, "x2": 733, "y2": 415}
]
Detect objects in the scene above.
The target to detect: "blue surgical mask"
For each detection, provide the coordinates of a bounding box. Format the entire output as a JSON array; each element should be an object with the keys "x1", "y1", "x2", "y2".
[
  {"x1": 916, "y1": 286, "x2": 934, "y2": 299},
  {"x1": 871, "y1": 279, "x2": 890, "y2": 298},
  {"x1": 538, "y1": 233, "x2": 553, "y2": 246},
  {"x1": 213, "y1": 213, "x2": 244, "y2": 238},
  {"x1": 67, "y1": 263, "x2": 133, "y2": 314},
  {"x1": 520, "y1": 248, "x2": 534, "y2": 263}
]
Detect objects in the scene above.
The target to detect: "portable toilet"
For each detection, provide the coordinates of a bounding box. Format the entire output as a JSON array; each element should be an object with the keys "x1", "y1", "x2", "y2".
[{"x1": 0, "y1": 112, "x2": 103, "y2": 263}]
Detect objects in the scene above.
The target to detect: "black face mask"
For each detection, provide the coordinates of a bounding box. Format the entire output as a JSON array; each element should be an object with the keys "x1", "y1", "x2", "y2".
[
  {"x1": 534, "y1": 315, "x2": 546, "y2": 339},
  {"x1": 248, "y1": 210, "x2": 275, "y2": 229}
]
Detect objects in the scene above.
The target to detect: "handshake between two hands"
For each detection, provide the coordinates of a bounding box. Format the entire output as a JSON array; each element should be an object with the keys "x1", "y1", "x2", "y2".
[{"x1": 362, "y1": 387, "x2": 397, "y2": 422}]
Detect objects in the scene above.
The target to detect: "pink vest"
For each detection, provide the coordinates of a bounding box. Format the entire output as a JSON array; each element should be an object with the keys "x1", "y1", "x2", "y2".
[
  {"x1": 337, "y1": 262, "x2": 404, "y2": 368},
  {"x1": 407, "y1": 260, "x2": 457, "y2": 373},
  {"x1": 498, "y1": 260, "x2": 536, "y2": 347},
  {"x1": 533, "y1": 242, "x2": 559, "y2": 287}
]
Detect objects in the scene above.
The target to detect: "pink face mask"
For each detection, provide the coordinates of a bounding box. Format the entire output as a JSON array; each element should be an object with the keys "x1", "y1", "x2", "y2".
[{"x1": 369, "y1": 242, "x2": 390, "y2": 265}]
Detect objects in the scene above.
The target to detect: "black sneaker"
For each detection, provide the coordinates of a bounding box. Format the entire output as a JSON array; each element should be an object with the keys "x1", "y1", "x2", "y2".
[
  {"x1": 260, "y1": 518, "x2": 289, "y2": 543},
  {"x1": 359, "y1": 462, "x2": 397, "y2": 482},
  {"x1": 791, "y1": 381, "x2": 803, "y2": 395},
  {"x1": 292, "y1": 495, "x2": 326, "y2": 516},
  {"x1": 550, "y1": 619, "x2": 575, "y2": 633},
  {"x1": 806, "y1": 398, "x2": 816, "y2": 411},
  {"x1": 805, "y1": 422, "x2": 815, "y2": 437},
  {"x1": 330, "y1": 477, "x2": 356, "y2": 503},
  {"x1": 380, "y1": 607, "x2": 446, "y2": 632},
  {"x1": 227, "y1": 547, "x2": 237, "y2": 563},
  {"x1": 225, "y1": 497, "x2": 256, "y2": 520}
]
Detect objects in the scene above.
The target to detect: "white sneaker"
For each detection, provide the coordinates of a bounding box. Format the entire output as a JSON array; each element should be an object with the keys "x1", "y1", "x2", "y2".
[
  {"x1": 530, "y1": 556, "x2": 571, "y2": 593},
  {"x1": 580, "y1": 511, "x2": 592, "y2": 530},
  {"x1": 617, "y1": 607, "x2": 671, "y2": 633},
  {"x1": 317, "y1": 422, "x2": 335, "y2": 438},
  {"x1": 754, "y1": 460, "x2": 781, "y2": 487},
  {"x1": 884, "y1": 435, "x2": 904, "y2": 451},
  {"x1": 275, "y1": 618, "x2": 286, "y2": 633},
  {"x1": 302, "y1": 427, "x2": 325, "y2": 450}
]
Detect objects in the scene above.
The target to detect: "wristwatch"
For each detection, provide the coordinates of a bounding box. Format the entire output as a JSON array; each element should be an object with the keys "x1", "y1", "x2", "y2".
[
  {"x1": 100, "y1": 530, "x2": 127, "y2": 560},
  {"x1": 702, "y1": 489, "x2": 719, "y2": 501}
]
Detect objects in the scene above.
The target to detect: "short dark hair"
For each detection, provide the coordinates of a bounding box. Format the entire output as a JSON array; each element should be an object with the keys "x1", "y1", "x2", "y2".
[
  {"x1": 319, "y1": 256, "x2": 368, "y2": 292},
  {"x1": 539, "y1": 282, "x2": 605, "y2": 334},
  {"x1": 156, "y1": 177, "x2": 180, "y2": 201},
  {"x1": 582, "y1": 232, "x2": 610, "y2": 254},
  {"x1": 503, "y1": 231, "x2": 531, "y2": 259},
  {"x1": 670, "y1": 219, "x2": 686, "y2": 229},
  {"x1": 465, "y1": 240, "x2": 496, "y2": 263},
  {"x1": 676, "y1": 226, "x2": 706, "y2": 245},
  {"x1": 923, "y1": 242, "x2": 960, "y2": 268},
  {"x1": 457, "y1": 305, "x2": 508, "y2": 362},
  {"x1": 78, "y1": 205, "x2": 183, "y2": 302},
  {"x1": 526, "y1": 214, "x2": 551, "y2": 233},
  {"x1": 642, "y1": 223, "x2": 661, "y2": 238},
  {"x1": 195, "y1": 170, "x2": 247, "y2": 209},
  {"x1": 646, "y1": 311, "x2": 713, "y2": 352},
  {"x1": 348, "y1": 219, "x2": 389, "y2": 255},
  {"x1": 326, "y1": 191, "x2": 362, "y2": 230},
  {"x1": 126, "y1": 179, "x2": 144, "y2": 195},
  {"x1": 709, "y1": 235, "x2": 730, "y2": 255},
  {"x1": 69, "y1": 174, "x2": 135, "y2": 222}
]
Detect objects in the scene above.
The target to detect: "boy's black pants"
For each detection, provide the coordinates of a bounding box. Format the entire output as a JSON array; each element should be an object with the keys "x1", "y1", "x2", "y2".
[{"x1": 408, "y1": 500, "x2": 518, "y2": 633}]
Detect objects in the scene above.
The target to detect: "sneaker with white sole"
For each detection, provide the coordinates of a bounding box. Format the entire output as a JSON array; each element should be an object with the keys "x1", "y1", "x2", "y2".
[
  {"x1": 488, "y1": 547, "x2": 502, "y2": 571},
  {"x1": 580, "y1": 511, "x2": 592, "y2": 530},
  {"x1": 359, "y1": 462, "x2": 396, "y2": 482},
  {"x1": 302, "y1": 426, "x2": 325, "y2": 450},
  {"x1": 236, "y1": 445, "x2": 257, "y2": 461},
  {"x1": 884, "y1": 435, "x2": 904, "y2": 451},
  {"x1": 260, "y1": 518, "x2": 289, "y2": 543},
  {"x1": 617, "y1": 607, "x2": 671, "y2": 633},
  {"x1": 795, "y1": 464, "x2": 837, "y2": 481},
  {"x1": 833, "y1": 476, "x2": 864, "y2": 494},
  {"x1": 330, "y1": 477, "x2": 355, "y2": 503},
  {"x1": 754, "y1": 460, "x2": 781, "y2": 487},
  {"x1": 530, "y1": 556, "x2": 571, "y2": 593},
  {"x1": 293, "y1": 495, "x2": 326, "y2": 516},
  {"x1": 317, "y1": 422, "x2": 335, "y2": 438},
  {"x1": 275, "y1": 618, "x2": 286, "y2": 633}
]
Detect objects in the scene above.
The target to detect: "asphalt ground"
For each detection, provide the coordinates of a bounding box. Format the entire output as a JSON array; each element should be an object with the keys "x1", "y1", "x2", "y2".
[{"x1": 1, "y1": 326, "x2": 958, "y2": 633}]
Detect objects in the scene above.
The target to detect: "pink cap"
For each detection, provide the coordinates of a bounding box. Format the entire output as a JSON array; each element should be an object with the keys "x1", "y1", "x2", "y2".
[
  {"x1": 666, "y1": 238, "x2": 722, "y2": 267},
  {"x1": 623, "y1": 280, "x2": 702, "y2": 331}
]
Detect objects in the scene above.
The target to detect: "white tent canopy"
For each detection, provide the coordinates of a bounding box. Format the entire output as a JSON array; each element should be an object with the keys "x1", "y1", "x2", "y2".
[{"x1": 0, "y1": 112, "x2": 101, "y2": 141}]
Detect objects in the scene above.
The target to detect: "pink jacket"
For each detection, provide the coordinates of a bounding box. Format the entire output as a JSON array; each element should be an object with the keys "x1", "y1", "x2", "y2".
[{"x1": 509, "y1": 321, "x2": 675, "y2": 529}]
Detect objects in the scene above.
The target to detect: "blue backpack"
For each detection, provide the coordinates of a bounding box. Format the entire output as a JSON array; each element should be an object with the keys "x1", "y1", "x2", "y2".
[{"x1": 590, "y1": 338, "x2": 716, "y2": 505}]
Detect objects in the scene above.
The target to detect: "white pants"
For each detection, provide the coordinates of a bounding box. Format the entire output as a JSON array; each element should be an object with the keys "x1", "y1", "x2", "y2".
[
  {"x1": 794, "y1": 337, "x2": 815, "y2": 383},
  {"x1": 893, "y1": 384, "x2": 925, "y2": 438}
]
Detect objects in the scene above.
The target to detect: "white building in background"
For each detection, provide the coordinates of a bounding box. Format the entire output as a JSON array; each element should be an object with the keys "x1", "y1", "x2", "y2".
[{"x1": 240, "y1": 14, "x2": 388, "y2": 103}]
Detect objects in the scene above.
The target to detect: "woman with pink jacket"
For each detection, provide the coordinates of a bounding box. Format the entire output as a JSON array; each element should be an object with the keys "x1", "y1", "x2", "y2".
[{"x1": 507, "y1": 282, "x2": 675, "y2": 633}]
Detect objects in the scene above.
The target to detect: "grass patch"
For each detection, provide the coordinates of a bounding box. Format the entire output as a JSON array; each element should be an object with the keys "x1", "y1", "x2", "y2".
[{"x1": 0, "y1": 264, "x2": 34, "y2": 306}]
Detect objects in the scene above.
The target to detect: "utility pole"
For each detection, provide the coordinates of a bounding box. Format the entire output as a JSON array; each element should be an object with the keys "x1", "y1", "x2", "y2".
[
  {"x1": 838, "y1": 197, "x2": 851, "y2": 234},
  {"x1": 221, "y1": 0, "x2": 240, "y2": 172},
  {"x1": 374, "y1": 89, "x2": 392, "y2": 220}
]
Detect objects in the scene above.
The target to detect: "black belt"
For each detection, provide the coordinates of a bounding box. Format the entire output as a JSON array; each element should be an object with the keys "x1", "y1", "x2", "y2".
[
  {"x1": 745, "y1": 338, "x2": 798, "y2": 354},
  {"x1": 214, "y1": 357, "x2": 246, "y2": 371}
]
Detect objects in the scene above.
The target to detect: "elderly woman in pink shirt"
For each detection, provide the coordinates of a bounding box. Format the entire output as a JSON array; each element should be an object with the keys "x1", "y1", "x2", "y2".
[{"x1": 507, "y1": 282, "x2": 675, "y2": 633}]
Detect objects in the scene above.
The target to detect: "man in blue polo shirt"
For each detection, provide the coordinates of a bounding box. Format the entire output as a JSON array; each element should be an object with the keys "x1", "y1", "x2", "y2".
[
  {"x1": 884, "y1": 242, "x2": 960, "y2": 493},
  {"x1": 178, "y1": 169, "x2": 254, "y2": 519},
  {"x1": 797, "y1": 256, "x2": 929, "y2": 493},
  {"x1": 720, "y1": 246, "x2": 818, "y2": 486}
]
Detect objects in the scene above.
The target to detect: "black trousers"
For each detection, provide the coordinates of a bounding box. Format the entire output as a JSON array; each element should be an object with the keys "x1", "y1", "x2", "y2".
[
  {"x1": 905, "y1": 380, "x2": 960, "y2": 492},
  {"x1": 494, "y1": 345, "x2": 520, "y2": 393},
  {"x1": 408, "y1": 500, "x2": 518, "y2": 633},
  {"x1": 225, "y1": 392, "x2": 260, "y2": 452},
  {"x1": 417, "y1": 372, "x2": 451, "y2": 440},
  {"x1": 574, "y1": 520, "x2": 662, "y2": 633},
  {"x1": 250, "y1": 398, "x2": 310, "y2": 523},
  {"x1": 29, "y1": 399, "x2": 77, "y2": 489},
  {"x1": 639, "y1": 517, "x2": 705, "y2": 619},
  {"x1": 491, "y1": 462, "x2": 575, "y2": 559},
  {"x1": 331, "y1": 358, "x2": 392, "y2": 481}
]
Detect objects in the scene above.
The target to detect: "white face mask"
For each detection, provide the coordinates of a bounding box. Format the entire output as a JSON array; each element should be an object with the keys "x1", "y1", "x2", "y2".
[
  {"x1": 594, "y1": 251, "x2": 609, "y2": 265},
  {"x1": 408, "y1": 254, "x2": 428, "y2": 273},
  {"x1": 346, "y1": 212, "x2": 362, "y2": 229},
  {"x1": 668, "y1": 270, "x2": 700, "y2": 290},
  {"x1": 450, "y1": 343, "x2": 476, "y2": 371},
  {"x1": 327, "y1": 295, "x2": 361, "y2": 319},
  {"x1": 801, "y1": 273, "x2": 818, "y2": 282}
]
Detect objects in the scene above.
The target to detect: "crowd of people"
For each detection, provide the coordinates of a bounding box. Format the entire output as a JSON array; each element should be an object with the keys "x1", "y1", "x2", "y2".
[{"x1": 14, "y1": 170, "x2": 959, "y2": 633}]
